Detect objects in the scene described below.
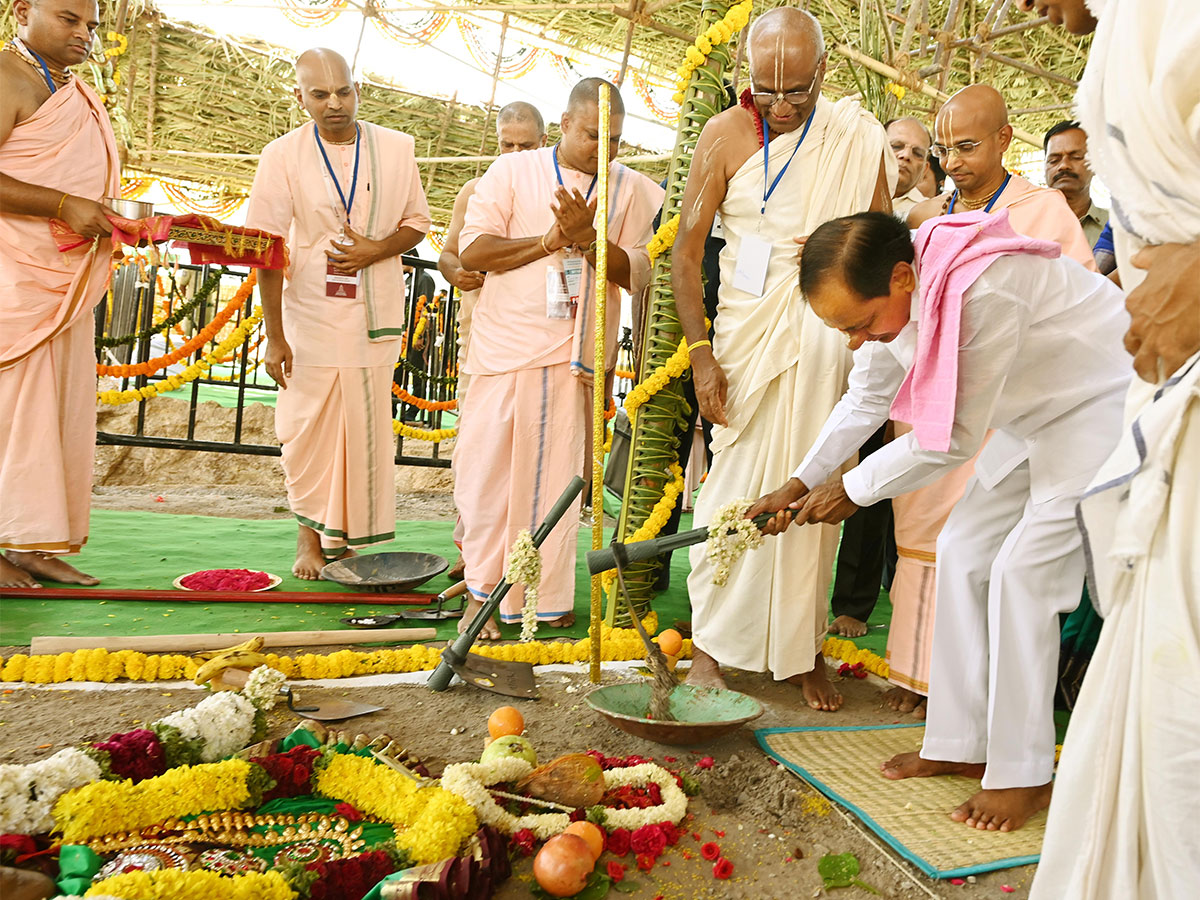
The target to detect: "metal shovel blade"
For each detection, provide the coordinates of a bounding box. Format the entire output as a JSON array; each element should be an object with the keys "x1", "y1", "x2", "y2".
[
  {"x1": 285, "y1": 688, "x2": 383, "y2": 722},
  {"x1": 449, "y1": 651, "x2": 538, "y2": 700}
]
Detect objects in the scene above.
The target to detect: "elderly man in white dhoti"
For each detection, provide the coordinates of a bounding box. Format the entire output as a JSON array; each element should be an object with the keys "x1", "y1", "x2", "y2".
[
  {"x1": 674, "y1": 6, "x2": 895, "y2": 709},
  {"x1": 751, "y1": 209, "x2": 1131, "y2": 832},
  {"x1": 1021, "y1": 0, "x2": 1200, "y2": 897}
]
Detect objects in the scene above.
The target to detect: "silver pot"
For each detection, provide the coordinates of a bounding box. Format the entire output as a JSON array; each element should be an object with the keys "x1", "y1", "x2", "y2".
[{"x1": 104, "y1": 197, "x2": 154, "y2": 219}]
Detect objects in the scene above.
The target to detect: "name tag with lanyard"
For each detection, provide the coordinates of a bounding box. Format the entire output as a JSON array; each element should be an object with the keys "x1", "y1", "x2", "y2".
[
  {"x1": 732, "y1": 109, "x2": 816, "y2": 297},
  {"x1": 547, "y1": 145, "x2": 596, "y2": 318},
  {"x1": 315, "y1": 123, "x2": 363, "y2": 299}
]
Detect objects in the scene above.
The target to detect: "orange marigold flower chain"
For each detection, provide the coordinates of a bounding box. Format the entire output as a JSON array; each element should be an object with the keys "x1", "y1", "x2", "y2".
[{"x1": 97, "y1": 271, "x2": 257, "y2": 378}]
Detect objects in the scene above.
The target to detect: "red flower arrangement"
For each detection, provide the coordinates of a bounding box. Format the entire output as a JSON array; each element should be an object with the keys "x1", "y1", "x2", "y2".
[
  {"x1": 713, "y1": 857, "x2": 734, "y2": 879},
  {"x1": 305, "y1": 849, "x2": 397, "y2": 900},
  {"x1": 636, "y1": 853, "x2": 655, "y2": 871},
  {"x1": 630, "y1": 824, "x2": 667, "y2": 858},
  {"x1": 606, "y1": 861, "x2": 626, "y2": 883},
  {"x1": 250, "y1": 746, "x2": 322, "y2": 802},
  {"x1": 179, "y1": 569, "x2": 272, "y2": 591},
  {"x1": 700, "y1": 842, "x2": 721, "y2": 861},
  {"x1": 605, "y1": 828, "x2": 631, "y2": 857},
  {"x1": 91, "y1": 728, "x2": 165, "y2": 783},
  {"x1": 510, "y1": 828, "x2": 537, "y2": 857}
]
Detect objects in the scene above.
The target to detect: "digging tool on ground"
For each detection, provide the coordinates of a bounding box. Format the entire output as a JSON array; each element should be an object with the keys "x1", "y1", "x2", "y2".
[
  {"x1": 427, "y1": 476, "x2": 586, "y2": 699},
  {"x1": 213, "y1": 666, "x2": 383, "y2": 721}
]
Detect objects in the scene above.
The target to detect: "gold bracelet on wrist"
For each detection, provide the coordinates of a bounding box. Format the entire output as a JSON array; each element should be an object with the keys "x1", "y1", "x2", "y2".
[
  {"x1": 540, "y1": 234, "x2": 552, "y2": 256},
  {"x1": 687, "y1": 339, "x2": 712, "y2": 351},
  {"x1": 56, "y1": 192, "x2": 69, "y2": 217}
]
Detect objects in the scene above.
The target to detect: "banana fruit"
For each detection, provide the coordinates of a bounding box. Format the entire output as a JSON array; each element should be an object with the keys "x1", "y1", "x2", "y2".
[{"x1": 192, "y1": 636, "x2": 270, "y2": 685}]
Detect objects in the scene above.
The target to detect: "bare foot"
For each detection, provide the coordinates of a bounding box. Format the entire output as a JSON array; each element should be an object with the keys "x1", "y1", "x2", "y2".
[
  {"x1": 544, "y1": 612, "x2": 575, "y2": 628},
  {"x1": 883, "y1": 686, "x2": 928, "y2": 719},
  {"x1": 828, "y1": 614, "x2": 868, "y2": 638},
  {"x1": 5, "y1": 551, "x2": 99, "y2": 585},
  {"x1": 880, "y1": 751, "x2": 986, "y2": 782},
  {"x1": 447, "y1": 554, "x2": 466, "y2": 580},
  {"x1": 293, "y1": 526, "x2": 327, "y2": 580},
  {"x1": 458, "y1": 598, "x2": 501, "y2": 640},
  {"x1": 950, "y1": 783, "x2": 1053, "y2": 832},
  {"x1": 684, "y1": 648, "x2": 727, "y2": 690},
  {"x1": 787, "y1": 652, "x2": 843, "y2": 711},
  {"x1": 0, "y1": 555, "x2": 40, "y2": 588}
]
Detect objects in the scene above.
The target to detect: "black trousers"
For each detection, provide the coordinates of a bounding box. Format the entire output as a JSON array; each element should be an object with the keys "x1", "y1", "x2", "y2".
[{"x1": 830, "y1": 424, "x2": 897, "y2": 622}]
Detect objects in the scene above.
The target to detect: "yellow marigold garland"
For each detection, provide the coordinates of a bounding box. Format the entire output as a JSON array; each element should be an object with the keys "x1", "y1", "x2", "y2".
[
  {"x1": 600, "y1": 462, "x2": 684, "y2": 595},
  {"x1": 97, "y1": 309, "x2": 263, "y2": 405},
  {"x1": 623, "y1": 338, "x2": 695, "y2": 424},
  {"x1": 86, "y1": 869, "x2": 296, "y2": 900},
  {"x1": 392, "y1": 420, "x2": 457, "y2": 442},
  {"x1": 0, "y1": 629, "x2": 694, "y2": 684},
  {"x1": 673, "y1": 0, "x2": 753, "y2": 102},
  {"x1": 647, "y1": 213, "x2": 679, "y2": 263},
  {"x1": 315, "y1": 754, "x2": 477, "y2": 864},
  {"x1": 53, "y1": 758, "x2": 255, "y2": 843},
  {"x1": 821, "y1": 636, "x2": 890, "y2": 679}
]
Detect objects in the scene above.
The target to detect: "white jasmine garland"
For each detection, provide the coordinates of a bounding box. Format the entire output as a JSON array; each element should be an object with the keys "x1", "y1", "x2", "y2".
[
  {"x1": 504, "y1": 529, "x2": 542, "y2": 642},
  {"x1": 242, "y1": 665, "x2": 287, "y2": 711},
  {"x1": 0, "y1": 748, "x2": 102, "y2": 835},
  {"x1": 440, "y1": 757, "x2": 689, "y2": 839},
  {"x1": 705, "y1": 498, "x2": 764, "y2": 587}
]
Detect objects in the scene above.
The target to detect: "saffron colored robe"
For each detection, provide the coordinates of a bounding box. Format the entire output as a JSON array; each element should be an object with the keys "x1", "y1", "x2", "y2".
[
  {"x1": 455, "y1": 146, "x2": 662, "y2": 623},
  {"x1": 0, "y1": 76, "x2": 118, "y2": 554},
  {"x1": 244, "y1": 122, "x2": 431, "y2": 554}
]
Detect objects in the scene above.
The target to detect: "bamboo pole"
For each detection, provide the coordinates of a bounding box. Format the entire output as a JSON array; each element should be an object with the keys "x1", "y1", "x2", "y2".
[
  {"x1": 475, "y1": 13, "x2": 508, "y2": 177},
  {"x1": 616, "y1": 2, "x2": 637, "y2": 87},
  {"x1": 424, "y1": 92, "x2": 459, "y2": 192},
  {"x1": 145, "y1": 16, "x2": 159, "y2": 152},
  {"x1": 590, "y1": 81, "x2": 611, "y2": 683}
]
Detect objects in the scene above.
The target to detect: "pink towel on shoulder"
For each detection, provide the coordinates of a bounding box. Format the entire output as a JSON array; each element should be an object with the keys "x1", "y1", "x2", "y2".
[{"x1": 890, "y1": 209, "x2": 1061, "y2": 452}]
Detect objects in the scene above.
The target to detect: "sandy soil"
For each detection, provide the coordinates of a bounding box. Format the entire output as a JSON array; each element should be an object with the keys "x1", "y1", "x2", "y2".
[{"x1": 0, "y1": 669, "x2": 1037, "y2": 899}]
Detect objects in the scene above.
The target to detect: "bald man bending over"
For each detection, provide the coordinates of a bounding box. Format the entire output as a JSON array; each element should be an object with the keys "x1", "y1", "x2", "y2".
[
  {"x1": 439, "y1": 101, "x2": 547, "y2": 579},
  {"x1": 677, "y1": 7, "x2": 895, "y2": 708},
  {"x1": 245, "y1": 48, "x2": 431, "y2": 578},
  {"x1": 455, "y1": 78, "x2": 662, "y2": 638},
  {"x1": 879, "y1": 85, "x2": 1096, "y2": 720}
]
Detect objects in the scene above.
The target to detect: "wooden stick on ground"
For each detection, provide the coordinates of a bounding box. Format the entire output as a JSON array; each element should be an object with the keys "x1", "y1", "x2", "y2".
[{"x1": 30, "y1": 628, "x2": 438, "y2": 655}]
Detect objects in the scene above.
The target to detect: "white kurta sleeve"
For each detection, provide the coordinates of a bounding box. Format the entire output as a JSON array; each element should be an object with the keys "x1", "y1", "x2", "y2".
[
  {"x1": 841, "y1": 281, "x2": 1028, "y2": 506},
  {"x1": 791, "y1": 338, "x2": 908, "y2": 489}
]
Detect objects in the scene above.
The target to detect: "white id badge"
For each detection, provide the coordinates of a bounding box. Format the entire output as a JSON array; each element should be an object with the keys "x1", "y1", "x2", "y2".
[
  {"x1": 545, "y1": 266, "x2": 572, "y2": 319},
  {"x1": 732, "y1": 233, "x2": 771, "y2": 296},
  {"x1": 562, "y1": 256, "x2": 585, "y2": 306}
]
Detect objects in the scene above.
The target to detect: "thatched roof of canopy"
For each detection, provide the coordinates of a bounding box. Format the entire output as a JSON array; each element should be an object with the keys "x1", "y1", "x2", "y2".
[{"x1": 2, "y1": 1, "x2": 1090, "y2": 225}]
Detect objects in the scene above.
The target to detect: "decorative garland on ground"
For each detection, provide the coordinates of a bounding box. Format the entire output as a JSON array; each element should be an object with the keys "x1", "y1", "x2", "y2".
[
  {"x1": 0, "y1": 627, "x2": 694, "y2": 685},
  {"x1": 96, "y1": 271, "x2": 257, "y2": 378},
  {"x1": 441, "y1": 756, "x2": 689, "y2": 840},
  {"x1": 94, "y1": 269, "x2": 220, "y2": 350},
  {"x1": 673, "y1": 0, "x2": 753, "y2": 101},
  {"x1": 0, "y1": 667, "x2": 280, "y2": 835},
  {"x1": 96, "y1": 308, "x2": 263, "y2": 405},
  {"x1": 391, "y1": 421, "x2": 457, "y2": 442},
  {"x1": 84, "y1": 868, "x2": 296, "y2": 900}
]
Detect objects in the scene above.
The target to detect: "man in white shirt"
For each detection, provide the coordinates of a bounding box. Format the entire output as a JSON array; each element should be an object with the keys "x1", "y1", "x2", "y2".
[{"x1": 749, "y1": 210, "x2": 1130, "y2": 832}]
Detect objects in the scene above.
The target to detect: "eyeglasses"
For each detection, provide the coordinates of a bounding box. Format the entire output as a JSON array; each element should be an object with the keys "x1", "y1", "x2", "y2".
[
  {"x1": 750, "y1": 62, "x2": 824, "y2": 109},
  {"x1": 930, "y1": 129, "x2": 1001, "y2": 161}
]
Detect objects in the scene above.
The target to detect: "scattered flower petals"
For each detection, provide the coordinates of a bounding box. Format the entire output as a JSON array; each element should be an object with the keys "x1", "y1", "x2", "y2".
[
  {"x1": 605, "y1": 861, "x2": 625, "y2": 883},
  {"x1": 637, "y1": 853, "x2": 655, "y2": 871},
  {"x1": 1001, "y1": 887, "x2": 1015, "y2": 894},
  {"x1": 606, "y1": 828, "x2": 631, "y2": 857},
  {"x1": 697, "y1": 756, "x2": 714, "y2": 769},
  {"x1": 950, "y1": 878, "x2": 965, "y2": 885}
]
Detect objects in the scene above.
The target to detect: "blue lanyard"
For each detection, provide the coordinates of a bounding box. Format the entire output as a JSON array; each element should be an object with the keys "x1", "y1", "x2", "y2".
[
  {"x1": 949, "y1": 171, "x2": 1011, "y2": 215},
  {"x1": 313, "y1": 122, "x2": 361, "y2": 223},
  {"x1": 552, "y1": 145, "x2": 597, "y2": 202},
  {"x1": 761, "y1": 107, "x2": 816, "y2": 216},
  {"x1": 21, "y1": 42, "x2": 58, "y2": 94}
]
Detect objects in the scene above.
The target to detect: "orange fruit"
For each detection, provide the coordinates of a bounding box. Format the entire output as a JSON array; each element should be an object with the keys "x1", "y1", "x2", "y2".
[
  {"x1": 563, "y1": 821, "x2": 604, "y2": 862},
  {"x1": 657, "y1": 628, "x2": 683, "y2": 657},
  {"x1": 487, "y1": 705, "x2": 525, "y2": 739}
]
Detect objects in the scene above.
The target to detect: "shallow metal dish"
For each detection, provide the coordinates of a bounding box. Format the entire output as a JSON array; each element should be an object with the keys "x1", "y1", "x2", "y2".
[
  {"x1": 320, "y1": 552, "x2": 448, "y2": 593},
  {"x1": 105, "y1": 197, "x2": 154, "y2": 219}
]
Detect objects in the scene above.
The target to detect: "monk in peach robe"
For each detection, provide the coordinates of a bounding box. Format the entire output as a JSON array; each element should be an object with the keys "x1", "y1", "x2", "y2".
[
  {"x1": 245, "y1": 49, "x2": 430, "y2": 579},
  {"x1": 0, "y1": 0, "x2": 120, "y2": 589},
  {"x1": 439, "y1": 102, "x2": 547, "y2": 581},
  {"x1": 885, "y1": 84, "x2": 1098, "y2": 716},
  {"x1": 455, "y1": 78, "x2": 663, "y2": 637}
]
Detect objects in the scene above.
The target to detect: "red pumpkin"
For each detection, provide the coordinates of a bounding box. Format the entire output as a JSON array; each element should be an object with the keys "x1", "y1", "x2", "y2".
[{"x1": 532, "y1": 833, "x2": 594, "y2": 897}]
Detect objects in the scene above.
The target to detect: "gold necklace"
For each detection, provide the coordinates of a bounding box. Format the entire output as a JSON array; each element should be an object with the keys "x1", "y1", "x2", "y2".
[
  {"x1": 321, "y1": 133, "x2": 358, "y2": 145},
  {"x1": 957, "y1": 173, "x2": 1008, "y2": 211}
]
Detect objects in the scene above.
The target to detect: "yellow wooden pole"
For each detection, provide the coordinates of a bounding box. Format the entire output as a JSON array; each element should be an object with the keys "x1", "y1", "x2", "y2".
[{"x1": 590, "y1": 82, "x2": 610, "y2": 684}]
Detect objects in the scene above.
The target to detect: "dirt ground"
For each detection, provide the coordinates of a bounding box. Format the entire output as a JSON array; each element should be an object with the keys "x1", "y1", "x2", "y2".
[{"x1": 0, "y1": 669, "x2": 1037, "y2": 899}]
